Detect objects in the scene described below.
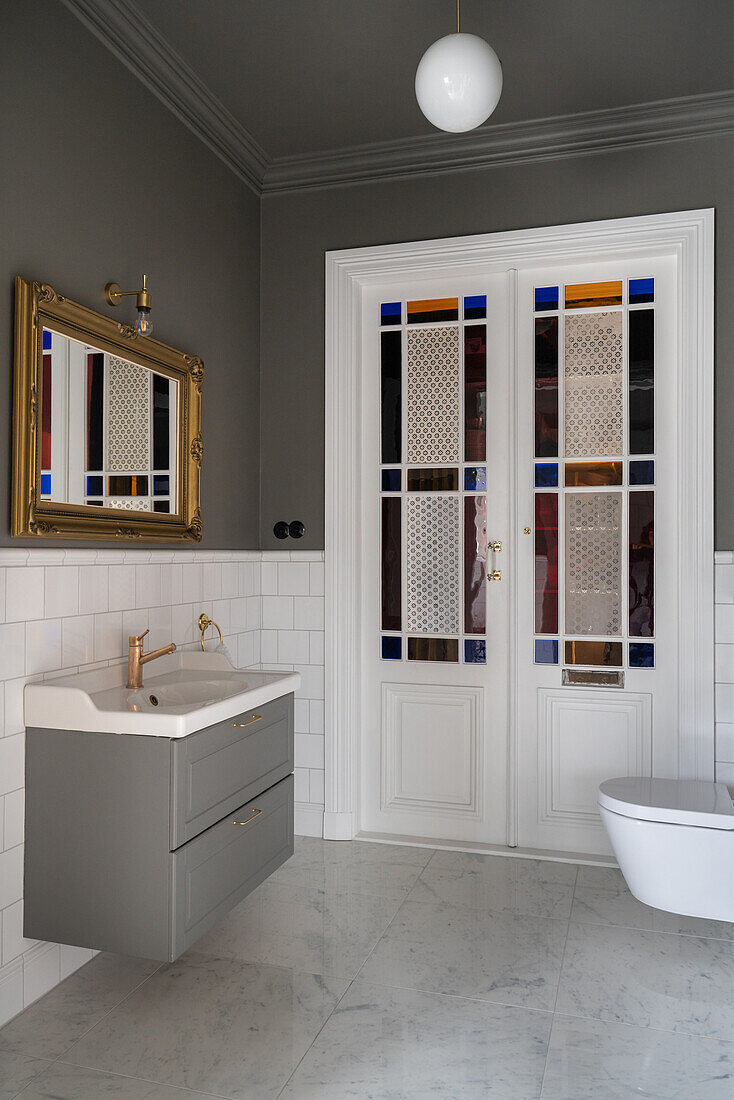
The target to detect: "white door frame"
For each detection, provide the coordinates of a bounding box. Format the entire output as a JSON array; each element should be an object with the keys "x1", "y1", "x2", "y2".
[{"x1": 324, "y1": 210, "x2": 714, "y2": 843}]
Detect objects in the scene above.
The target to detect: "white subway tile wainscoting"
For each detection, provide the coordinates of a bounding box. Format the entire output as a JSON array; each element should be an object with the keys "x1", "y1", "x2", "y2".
[{"x1": 0, "y1": 548, "x2": 324, "y2": 1031}]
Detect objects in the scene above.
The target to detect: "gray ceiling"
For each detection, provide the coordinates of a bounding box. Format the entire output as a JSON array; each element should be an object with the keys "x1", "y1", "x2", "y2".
[{"x1": 142, "y1": 0, "x2": 734, "y2": 160}]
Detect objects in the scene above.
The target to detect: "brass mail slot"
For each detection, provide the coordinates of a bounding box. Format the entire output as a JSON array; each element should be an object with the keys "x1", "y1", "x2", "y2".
[{"x1": 562, "y1": 668, "x2": 625, "y2": 688}]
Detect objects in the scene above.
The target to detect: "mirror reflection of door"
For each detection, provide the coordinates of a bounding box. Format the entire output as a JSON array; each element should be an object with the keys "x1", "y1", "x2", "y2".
[{"x1": 40, "y1": 328, "x2": 178, "y2": 515}]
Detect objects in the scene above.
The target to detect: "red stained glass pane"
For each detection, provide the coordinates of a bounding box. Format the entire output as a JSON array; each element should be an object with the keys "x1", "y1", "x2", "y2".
[
  {"x1": 535, "y1": 317, "x2": 558, "y2": 457},
  {"x1": 381, "y1": 497, "x2": 401, "y2": 631},
  {"x1": 41, "y1": 353, "x2": 52, "y2": 470},
  {"x1": 629, "y1": 491, "x2": 654, "y2": 637},
  {"x1": 464, "y1": 495, "x2": 487, "y2": 634},
  {"x1": 465, "y1": 324, "x2": 486, "y2": 461},
  {"x1": 535, "y1": 493, "x2": 558, "y2": 633}
]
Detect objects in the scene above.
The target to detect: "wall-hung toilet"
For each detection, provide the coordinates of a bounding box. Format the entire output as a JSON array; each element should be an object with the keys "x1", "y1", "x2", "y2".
[{"x1": 598, "y1": 777, "x2": 734, "y2": 923}]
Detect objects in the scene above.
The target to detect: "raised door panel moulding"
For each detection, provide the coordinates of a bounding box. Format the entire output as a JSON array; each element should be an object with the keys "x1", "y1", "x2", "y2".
[
  {"x1": 381, "y1": 683, "x2": 483, "y2": 819},
  {"x1": 538, "y1": 688, "x2": 652, "y2": 830}
]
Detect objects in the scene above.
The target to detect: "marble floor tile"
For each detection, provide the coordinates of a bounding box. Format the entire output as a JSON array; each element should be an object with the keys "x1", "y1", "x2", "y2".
[
  {"x1": 63, "y1": 955, "x2": 348, "y2": 1100},
  {"x1": 0, "y1": 955, "x2": 160, "y2": 1059},
  {"x1": 408, "y1": 850, "x2": 577, "y2": 919},
  {"x1": 541, "y1": 1013, "x2": 734, "y2": 1099},
  {"x1": 0, "y1": 1052, "x2": 50, "y2": 1100},
  {"x1": 358, "y1": 899, "x2": 568, "y2": 1011},
  {"x1": 280, "y1": 980, "x2": 551, "y2": 1099},
  {"x1": 571, "y1": 882, "x2": 734, "y2": 940},
  {"x1": 187, "y1": 879, "x2": 402, "y2": 979},
  {"x1": 556, "y1": 921, "x2": 734, "y2": 1040},
  {"x1": 18, "y1": 1061, "x2": 217, "y2": 1098},
  {"x1": 270, "y1": 841, "x2": 427, "y2": 900}
]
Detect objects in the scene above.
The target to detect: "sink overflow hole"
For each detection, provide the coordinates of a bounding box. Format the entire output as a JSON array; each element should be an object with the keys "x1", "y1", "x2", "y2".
[{"x1": 149, "y1": 694, "x2": 159, "y2": 707}]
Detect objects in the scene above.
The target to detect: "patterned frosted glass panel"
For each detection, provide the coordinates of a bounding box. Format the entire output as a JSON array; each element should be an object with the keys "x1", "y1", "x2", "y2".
[
  {"x1": 535, "y1": 493, "x2": 558, "y2": 634},
  {"x1": 629, "y1": 491, "x2": 654, "y2": 637},
  {"x1": 464, "y1": 495, "x2": 487, "y2": 634},
  {"x1": 407, "y1": 468, "x2": 458, "y2": 491},
  {"x1": 564, "y1": 640, "x2": 623, "y2": 666},
  {"x1": 564, "y1": 312, "x2": 623, "y2": 457},
  {"x1": 629, "y1": 309, "x2": 654, "y2": 454},
  {"x1": 406, "y1": 495, "x2": 460, "y2": 634},
  {"x1": 565, "y1": 461, "x2": 622, "y2": 487},
  {"x1": 381, "y1": 497, "x2": 401, "y2": 632},
  {"x1": 407, "y1": 326, "x2": 460, "y2": 463},
  {"x1": 408, "y1": 638, "x2": 459, "y2": 662},
  {"x1": 465, "y1": 325, "x2": 486, "y2": 461},
  {"x1": 106, "y1": 357, "x2": 150, "y2": 471},
  {"x1": 565, "y1": 492, "x2": 622, "y2": 636},
  {"x1": 535, "y1": 317, "x2": 558, "y2": 457},
  {"x1": 381, "y1": 331, "x2": 401, "y2": 464}
]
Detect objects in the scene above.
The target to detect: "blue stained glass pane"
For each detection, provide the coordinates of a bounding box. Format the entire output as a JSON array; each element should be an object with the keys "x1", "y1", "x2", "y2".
[
  {"x1": 464, "y1": 295, "x2": 486, "y2": 319},
  {"x1": 535, "y1": 286, "x2": 558, "y2": 311},
  {"x1": 86, "y1": 475, "x2": 103, "y2": 496},
  {"x1": 629, "y1": 642, "x2": 654, "y2": 668},
  {"x1": 535, "y1": 462, "x2": 558, "y2": 488},
  {"x1": 535, "y1": 638, "x2": 558, "y2": 664},
  {"x1": 153, "y1": 475, "x2": 170, "y2": 496},
  {"x1": 629, "y1": 460, "x2": 654, "y2": 485},
  {"x1": 381, "y1": 635, "x2": 402, "y2": 660},
  {"x1": 42, "y1": 329, "x2": 52, "y2": 351},
  {"x1": 465, "y1": 639, "x2": 486, "y2": 663},
  {"x1": 629, "y1": 278, "x2": 654, "y2": 304},
  {"x1": 40, "y1": 473, "x2": 51, "y2": 495},
  {"x1": 381, "y1": 468, "x2": 401, "y2": 492},
  {"x1": 381, "y1": 302, "x2": 401, "y2": 326},
  {"x1": 464, "y1": 466, "x2": 487, "y2": 491}
]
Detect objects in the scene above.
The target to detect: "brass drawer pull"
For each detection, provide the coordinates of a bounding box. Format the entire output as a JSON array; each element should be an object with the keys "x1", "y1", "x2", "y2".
[
  {"x1": 233, "y1": 808, "x2": 262, "y2": 826},
  {"x1": 233, "y1": 714, "x2": 262, "y2": 728}
]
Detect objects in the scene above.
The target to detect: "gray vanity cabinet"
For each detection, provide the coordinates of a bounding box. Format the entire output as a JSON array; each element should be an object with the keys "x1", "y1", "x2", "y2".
[{"x1": 24, "y1": 694, "x2": 294, "y2": 962}]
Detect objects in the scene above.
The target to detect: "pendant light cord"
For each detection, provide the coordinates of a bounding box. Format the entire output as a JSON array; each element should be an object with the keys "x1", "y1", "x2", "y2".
[{"x1": 457, "y1": 0, "x2": 460, "y2": 33}]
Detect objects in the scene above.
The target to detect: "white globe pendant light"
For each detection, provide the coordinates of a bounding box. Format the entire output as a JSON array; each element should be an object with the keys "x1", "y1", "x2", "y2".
[{"x1": 415, "y1": 1, "x2": 503, "y2": 133}]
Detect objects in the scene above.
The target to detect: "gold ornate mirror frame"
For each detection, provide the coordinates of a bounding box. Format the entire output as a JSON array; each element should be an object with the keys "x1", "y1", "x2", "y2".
[{"x1": 12, "y1": 277, "x2": 203, "y2": 541}]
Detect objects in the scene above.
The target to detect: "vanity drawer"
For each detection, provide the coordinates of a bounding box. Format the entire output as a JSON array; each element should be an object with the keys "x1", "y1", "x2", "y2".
[
  {"x1": 170, "y1": 773, "x2": 293, "y2": 959},
  {"x1": 170, "y1": 694, "x2": 293, "y2": 848}
]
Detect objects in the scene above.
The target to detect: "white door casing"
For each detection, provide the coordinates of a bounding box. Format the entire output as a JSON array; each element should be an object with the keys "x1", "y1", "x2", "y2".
[{"x1": 324, "y1": 211, "x2": 714, "y2": 850}]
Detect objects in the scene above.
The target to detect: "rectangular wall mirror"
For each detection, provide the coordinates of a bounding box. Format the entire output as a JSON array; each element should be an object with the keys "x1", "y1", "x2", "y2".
[{"x1": 12, "y1": 278, "x2": 203, "y2": 541}]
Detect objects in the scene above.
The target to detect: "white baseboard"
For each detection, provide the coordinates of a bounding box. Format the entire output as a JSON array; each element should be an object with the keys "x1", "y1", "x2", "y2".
[
  {"x1": 294, "y1": 801, "x2": 324, "y2": 837},
  {"x1": 0, "y1": 957, "x2": 24, "y2": 1028},
  {"x1": 322, "y1": 810, "x2": 355, "y2": 841}
]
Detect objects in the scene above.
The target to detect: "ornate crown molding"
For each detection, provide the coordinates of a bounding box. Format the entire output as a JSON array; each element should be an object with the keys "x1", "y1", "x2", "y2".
[
  {"x1": 263, "y1": 90, "x2": 734, "y2": 193},
  {"x1": 61, "y1": 1, "x2": 734, "y2": 196},
  {"x1": 61, "y1": 0, "x2": 268, "y2": 193}
]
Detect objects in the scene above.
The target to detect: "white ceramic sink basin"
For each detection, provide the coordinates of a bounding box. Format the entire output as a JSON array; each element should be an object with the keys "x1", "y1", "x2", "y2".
[{"x1": 24, "y1": 652, "x2": 301, "y2": 738}]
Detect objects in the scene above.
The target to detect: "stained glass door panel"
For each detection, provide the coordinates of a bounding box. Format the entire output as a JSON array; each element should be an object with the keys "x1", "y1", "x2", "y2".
[
  {"x1": 518, "y1": 255, "x2": 678, "y2": 858},
  {"x1": 364, "y1": 274, "x2": 512, "y2": 846}
]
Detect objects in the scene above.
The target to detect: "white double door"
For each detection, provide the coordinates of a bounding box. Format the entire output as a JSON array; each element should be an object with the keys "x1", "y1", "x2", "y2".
[{"x1": 358, "y1": 253, "x2": 678, "y2": 856}]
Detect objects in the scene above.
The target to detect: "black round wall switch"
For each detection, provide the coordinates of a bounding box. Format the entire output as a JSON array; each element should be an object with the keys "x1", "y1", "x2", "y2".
[
  {"x1": 273, "y1": 520, "x2": 289, "y2": 540},
  {"x1": 289, "y1": 520, "x2": 305, "y2": 539}
]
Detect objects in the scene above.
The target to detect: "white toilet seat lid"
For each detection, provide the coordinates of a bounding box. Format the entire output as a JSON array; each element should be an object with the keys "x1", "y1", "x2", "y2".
[{"x1": 598, "y1": 777, "x2": 734, "y2": 830}]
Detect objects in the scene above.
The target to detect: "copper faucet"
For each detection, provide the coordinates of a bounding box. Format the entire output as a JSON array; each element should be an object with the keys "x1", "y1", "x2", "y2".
[{"x1": 127, "y1": 629, "x2": 176, "y2": 690}]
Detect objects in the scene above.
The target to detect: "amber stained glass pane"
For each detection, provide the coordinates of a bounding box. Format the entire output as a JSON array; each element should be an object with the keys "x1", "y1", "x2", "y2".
[
  {"x1": 381, "y1": 497, "x2": 401, "y2": 631},
  {"x1": 535, "y1": 493, "x2": 558, "y2": 633},
  {"x1": 535, "y1": 317, "x2": 558, "y2": 457},
  {"x1": 381, "y1": 331, "x2": 401, "y2": 464},
  {"x1": 629, "y1": 309, "x2": 654, "y2": 454},
  {"x1": 464, "y1": 495, "x2": 487, "y2": 634},
  {"x1": 565, "y1": 461, "x2": 623, "y2": 487},
  {"x1": 408, "y1": 637, "x2": 459, "y2": 662},
  {"x1": 564, "y1": 640, "x2": 623, "y2": 666},
  {"x1": 407, "y1": 468, "x2": 458, "y2": 492},
  {"x1": 107, "y1": 476, "x2": 149, "y2": 496},
  {"x1": 629, "y1": 491, "x2": 654, "y2": 637},
  {"x1": 565, "y1": 281, "x2": 622, "y2": 309},
  {"x1": 465, "y1": 324, "x2": 486, "y2": 461},
  {"x1": 407, "y1": 298, "x2": 459, "y2": 323}
]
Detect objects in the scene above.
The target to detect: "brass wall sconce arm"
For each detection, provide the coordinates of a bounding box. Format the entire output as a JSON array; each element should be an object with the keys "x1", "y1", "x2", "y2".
[{"x1": 105, "y1": 274, "x2": 153, "y2": 335}]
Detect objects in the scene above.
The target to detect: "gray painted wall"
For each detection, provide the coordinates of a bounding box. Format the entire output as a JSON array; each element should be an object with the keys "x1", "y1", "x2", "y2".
[
  {"x1": 260, "y1": 138, "x2": 732, "y2": 549},
  {"x1": 0, "y1": 1, "x2": 260, "y2": 548}
]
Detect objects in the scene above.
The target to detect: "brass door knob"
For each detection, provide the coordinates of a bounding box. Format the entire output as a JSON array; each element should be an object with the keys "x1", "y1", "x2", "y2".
[{"x1": 488, "y1": 569, "x2": 502, "y2": 581}]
